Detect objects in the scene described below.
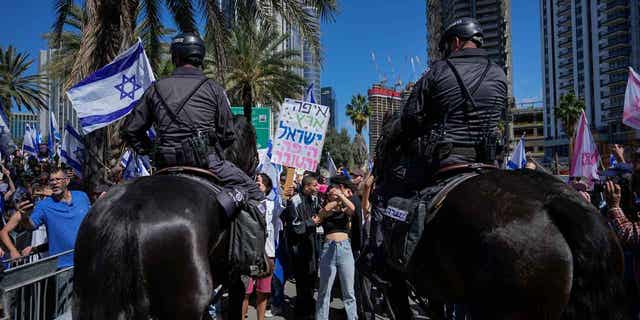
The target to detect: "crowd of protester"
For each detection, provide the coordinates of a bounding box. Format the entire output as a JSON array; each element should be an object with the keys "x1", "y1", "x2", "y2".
[
  {"x1": 5, "y1": 140, "x2": 640, "y2": 320},
  {"x1": 239, "y1": 164, "x2": 373, "y2": 320}
]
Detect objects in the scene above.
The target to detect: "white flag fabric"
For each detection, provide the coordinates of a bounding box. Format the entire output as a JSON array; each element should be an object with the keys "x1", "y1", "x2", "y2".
[
  {"x1": 570, "y1": 111, "x2": 600, "y2": 182},
  {"x1": 61, "y1": 124, "x2": 85, "y2": 177},
  {"x1": 22, "y1": 124, "x2": 37, "y2": 156},
  {"x1": 66, "y1": 39, "x2": 155, "y2": 134},
  {"x1": 326, "y1": 152, "x2": 338, "y2": 176},
  {"x1": 50, "y1": 111, "x2": 61, "y2": 141},
  {"x1": 623, "y1": 67, "x2": 640, "y2": 129},
  {"x1": 120, "y1": 148, "x2": 151, "y2": 180},
  {"x1": 507, "y1": 137, "x2": 526, "y2": 170},
  {"x1": 49, "y1": 111, "x2": 61, "y2": 158}
]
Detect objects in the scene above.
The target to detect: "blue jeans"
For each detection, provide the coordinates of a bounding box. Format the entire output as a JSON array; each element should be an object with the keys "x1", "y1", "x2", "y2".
[{"x1": 316, "y1": 239, "x2": 358, "y2": 320}]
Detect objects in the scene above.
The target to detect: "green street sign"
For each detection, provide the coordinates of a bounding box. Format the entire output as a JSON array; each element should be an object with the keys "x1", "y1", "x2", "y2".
[{"x1": 230, "y1": 106, "x2": 272, "y2": 149}]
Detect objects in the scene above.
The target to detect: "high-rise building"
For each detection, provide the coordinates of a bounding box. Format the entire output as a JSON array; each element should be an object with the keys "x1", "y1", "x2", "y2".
[
  {"x1": 427, "y1": 0, "x2": 513, "y2": 95},
  {"x1": 10, "y1": 111, "x2": 39, "y2": 143},
  {"x1": 38, "y1": 49, "x2": 80, "y2": 138},
  {"x1": 224, "y1": 4, "x2": 322, "y2": 102},
  {"x1": 368, "y1": 84, "x2": 402, "y2": 157},
  {"x1": 541, "y1": 0, "x2": 640, "y2": 159},
  {"x1": 321, "y1": 87, "x2": 337, "y2": 129},
  {"x1": 293, "y1": 7, "x2": 321, "y2": 100}
]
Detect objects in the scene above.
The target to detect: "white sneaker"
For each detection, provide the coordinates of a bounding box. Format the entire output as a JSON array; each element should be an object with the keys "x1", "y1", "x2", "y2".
[{"x1": 265, "y1": 309, "x2": 274, "y2": 318}]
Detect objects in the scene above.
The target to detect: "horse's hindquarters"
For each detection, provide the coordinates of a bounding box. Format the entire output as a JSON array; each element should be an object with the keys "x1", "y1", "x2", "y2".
[{"x1": 409, "y1": 172, "x2": 576, "y2": 319}]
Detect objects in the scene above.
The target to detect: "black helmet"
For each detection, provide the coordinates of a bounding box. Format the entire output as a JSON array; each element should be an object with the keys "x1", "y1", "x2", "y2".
[
  {"x1": 438, "y1": 17, "x2": 484, "y2": 53},
  {"x1": 170, "y1": 32, "x2": 205, "y2": 66}
]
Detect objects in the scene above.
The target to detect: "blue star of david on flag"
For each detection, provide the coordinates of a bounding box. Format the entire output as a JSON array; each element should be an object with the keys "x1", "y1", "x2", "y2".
[
  {"x1": 114, "y1": 74, "x2": 142, "y2": 100},
  {"x1": 67, "y1": 39, "x2": 155, "y2": 134}
]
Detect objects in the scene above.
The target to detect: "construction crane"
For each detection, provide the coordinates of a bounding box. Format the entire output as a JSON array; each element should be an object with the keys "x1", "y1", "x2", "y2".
[
  {"x1": 386, "y1": 56, "x2": 403, "y2": 91},
  {"x1": 370, "y1": 51, "x2": 387, "y2": 86}
]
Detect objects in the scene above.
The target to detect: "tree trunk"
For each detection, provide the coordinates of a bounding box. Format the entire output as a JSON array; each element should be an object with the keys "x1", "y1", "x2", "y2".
[
  {"x1": 72, "y1": 0, "x2": 135, "y2": 192},
  {"x1": 82, "y1": 127, "x2": 108, "y2": 190},
  {"x1": 568, "y1": 137, "x2": 574, "y2": 173},
  {"x1": 242, "y1": 83, "x2": 253, "y2": 121}
]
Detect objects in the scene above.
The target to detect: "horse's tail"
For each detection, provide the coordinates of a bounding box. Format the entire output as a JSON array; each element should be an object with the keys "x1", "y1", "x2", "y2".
[
  {"x1": 73, "y1": 186, "x2": 149, "y2": 320},
  {"x1": 546, "y1": 193, "x2": 629, "y2": 320}
]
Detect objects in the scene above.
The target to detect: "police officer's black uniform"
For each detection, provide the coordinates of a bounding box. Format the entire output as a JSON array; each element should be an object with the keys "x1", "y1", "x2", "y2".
[
  {"x1": 120, "y1": 33, "x2": 264, "y2": 213},
  {"x1": 365, "y1": 18, "x2": 509, "y2": 319},
  {"x1": 400, "y1": 17, "x2": 508, "y2": 171}
]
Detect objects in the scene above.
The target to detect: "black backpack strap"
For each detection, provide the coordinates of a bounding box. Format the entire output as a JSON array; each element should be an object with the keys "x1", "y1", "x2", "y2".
[
  {"x1": 154, "y1": 78, "x2": 209, "y2": 130},
  {"x1": 469, "y1": 58, "x2": 492, "y2": 96},
  {"x1": 446, "y1": 59, "x2": 479, "y2": 112},
  {"x1": 444, "y1": 58, "x2": 491, "y2": 144}
]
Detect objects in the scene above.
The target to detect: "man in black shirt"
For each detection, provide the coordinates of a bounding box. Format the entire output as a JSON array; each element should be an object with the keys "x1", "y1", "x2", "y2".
[{"x1": 282, "y1": 175, "x2": 320, "y2": 319}]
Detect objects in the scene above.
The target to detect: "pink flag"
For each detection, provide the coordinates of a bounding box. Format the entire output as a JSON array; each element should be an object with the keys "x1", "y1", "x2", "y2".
[
  {"x1": 623, "y1": 67, "x2": 640, "y2": 129},
  {"x1": 570, "y1": 111, "x2": 599, "y2": 182}
]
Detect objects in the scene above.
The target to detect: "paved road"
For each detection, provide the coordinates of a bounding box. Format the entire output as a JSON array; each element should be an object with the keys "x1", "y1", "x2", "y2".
[
  {"x1": 218, "y1": 280, "x2": 428, "y2": 320},
  {"x1": 216, "y1": 280, "x2": 351, "y2": 320}
]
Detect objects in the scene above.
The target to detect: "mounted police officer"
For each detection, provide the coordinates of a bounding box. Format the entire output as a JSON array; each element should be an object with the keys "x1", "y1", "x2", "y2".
[
  {"x1": 363, "y1": 18, "x2": 509, "y2": 319},
  {"x1": 401, "y1": 17, "x2": 508, "y2": 173},
  {"x1": 121, "y1": 32, "x2": 267, "y2": 274}
]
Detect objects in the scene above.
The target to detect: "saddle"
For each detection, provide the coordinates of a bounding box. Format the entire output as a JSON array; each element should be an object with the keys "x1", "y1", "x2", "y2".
[
  {"x1": 154, "y1": 166, "x2": 270, "y2": 279},
  {"x1": 382, "y1": 163, "x2": 496, "y2": 272}
]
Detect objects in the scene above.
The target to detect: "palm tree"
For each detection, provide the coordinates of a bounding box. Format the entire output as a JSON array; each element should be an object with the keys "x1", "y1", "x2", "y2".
[
  {"x1": 204, "y1": 0, "x2": 338, "y2": 77},
  {"x1": 346, "y1": 94, "x2": 370, "y2": 168},
  {"x1": 53, "y1": 0, "x2": 197, "y2": 188},
  {"x1": 554, "y1": 92, "x2": 584, "y2": 159},
  {"x1": 0, "y1": 46, "x2": 48, "y2": 115},
  {"x1": 211, "y1": 9, "x2": 307, "y2": 120},
  {"x1": 43, "y1": 2, "x2": 84, "y2": 86},
  {"x1": 346, "y1": 94, "x2": 370, "y2": 134},
  {"x1": 53, "y1": 0, "x2": 337, "y2": 188}
]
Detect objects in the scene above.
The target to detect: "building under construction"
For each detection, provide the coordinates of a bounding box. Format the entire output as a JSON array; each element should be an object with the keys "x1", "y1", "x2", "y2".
[
  {"x1": 368, "y1": 84, "x2": 403, "y2": 157},
  {"x1": 512, "y1": 102, "x2": 545, "y2": 161}
]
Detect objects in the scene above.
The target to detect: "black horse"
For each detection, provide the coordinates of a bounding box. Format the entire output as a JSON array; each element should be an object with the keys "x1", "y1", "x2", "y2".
[
  {"x1": 73, "y1": 115, "x2": 258, "y2": 320},
  {"x1": 373, "y1": 114, "x2": 629, "y2": 320}
]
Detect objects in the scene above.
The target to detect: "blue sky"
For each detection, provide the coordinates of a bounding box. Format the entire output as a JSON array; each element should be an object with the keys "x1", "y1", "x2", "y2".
[{"x1": 0, "y1": 0, "x2": 542, "y2": 132}]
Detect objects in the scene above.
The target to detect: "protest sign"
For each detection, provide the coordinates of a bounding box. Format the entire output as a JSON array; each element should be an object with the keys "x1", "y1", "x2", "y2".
[{"x1": 270, "y1": 98, "x2": 330, "y2": 172}]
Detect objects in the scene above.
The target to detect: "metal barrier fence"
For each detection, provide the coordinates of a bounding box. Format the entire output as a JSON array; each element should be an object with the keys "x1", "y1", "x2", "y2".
[{"x1": 0, "y1": 250, "x2": 74, "y2": 320}]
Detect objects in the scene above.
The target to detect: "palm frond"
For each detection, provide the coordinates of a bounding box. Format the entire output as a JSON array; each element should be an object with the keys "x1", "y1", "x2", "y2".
[
  {"x1": 303, "y1": 0, "x2": 338, "y2": 22},
  {"x1": 140, "y1": 0, "x2": 163, "y2": 71},
  {"x1": 165, "y1": 0, "x2": 196, "y2": 32},
  {"x1": 200, "y1": 0, "x2": 230, "y2": 82},
  {"x1": 222, "y1": 11, "x2": 307, "y2": 115},
  {"x1": 0, "y1": 46, "x2": 48, "y2": 115},
  {"x1": 52, "y1": 0, "x2": 74, "y2": 44}
]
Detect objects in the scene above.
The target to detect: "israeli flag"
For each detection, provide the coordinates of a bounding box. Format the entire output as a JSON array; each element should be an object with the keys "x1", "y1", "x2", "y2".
[
  {"x1": 49, "y1": 111, "x2": 61, "y2": 158},
  {"x1": 121, "y1": 148, "x2": 151, "y2": 180},
  {"x1": 67, "y1": 39, "x2": 155, "y2": 134},
  {"x1": 610, "y1": 154, "x2": 617, "y2": 168},
  {"x1": 61, "y1": 124, "x2": 85, "y2": 177},
  {"x1": 22, "y1": 124, "x2": 37, "y2": 156},
  {"x1": 507, "y1": 137, "x2": 527, "y2": 170},
  {"x1": 304, "y1": 83, "x2": 316, "y2": 104},
  {"x1": 33, "y1": 129, "x2": 41, "y2": 149}
]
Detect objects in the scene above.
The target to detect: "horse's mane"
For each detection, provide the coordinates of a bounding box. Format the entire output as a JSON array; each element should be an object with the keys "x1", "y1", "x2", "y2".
[{"x1": 223, "y1": 115, "x2": 258, "y2": 177}]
